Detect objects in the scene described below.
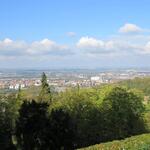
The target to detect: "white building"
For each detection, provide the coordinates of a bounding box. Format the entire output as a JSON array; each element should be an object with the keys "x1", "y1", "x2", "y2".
[
  {"x1": 9, "y1": 85, "x2": 14, "y2": 89},
  {"x1": 91, "y1": 76, "x2": 100, "y2": 81},
  {"x1": 20, "y1": 84, "x2": 25, "y2": 88},
  {"x1": 15, "y1": 84, "x2": 20, "y2": 90},
  {"x1": 91, "y1": 76, "x2": 103, "y2": 82}
]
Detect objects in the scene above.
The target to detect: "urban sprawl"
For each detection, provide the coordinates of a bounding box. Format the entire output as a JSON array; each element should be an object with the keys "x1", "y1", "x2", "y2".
[{"x1": 0, "y1": 69, "x2": 150, "y2": 92}]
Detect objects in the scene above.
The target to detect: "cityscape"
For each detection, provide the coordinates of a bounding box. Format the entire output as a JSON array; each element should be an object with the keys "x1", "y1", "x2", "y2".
[{"x1": 0, "y1": 69, "x2": 150, "y2": 91}]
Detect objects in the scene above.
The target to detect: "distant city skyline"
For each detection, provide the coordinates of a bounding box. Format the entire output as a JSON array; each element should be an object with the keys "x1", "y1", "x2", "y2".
[{"x1": 1, "y1": 0, "x2": 150, "y2": 68}]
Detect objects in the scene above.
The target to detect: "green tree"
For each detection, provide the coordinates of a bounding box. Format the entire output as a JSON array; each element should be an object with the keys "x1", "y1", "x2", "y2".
[
  {"x1": 38, "y1": 72, "x2": 52, "y2": 103},
  {"x1": 0, "y1": 95, "x2": 17, "y2": 149},
  {"x1": 50, "y1": 86, "x2": 147, "y2": 148},
  {"x1": 16, "y1": 100, "x2": 49, "y2": 150},
  {"x1": 101, "y1": 87, "x2": 146, "y2": 141},
  {"x1": 16, "y1": 85, "x2": 22, "y2": 101},
  {"x1": 48, "y1": 108, "x2": 76, "y2": 150},
  {"x1": 52, "y1": 88, "x2": 102, "y2": 148},
  {"x1": 16, "y1": 100, "x2": 76, "y2": 150},
  {"x1": 15, "y1": 85, "x2": 23, "y2": 115}
]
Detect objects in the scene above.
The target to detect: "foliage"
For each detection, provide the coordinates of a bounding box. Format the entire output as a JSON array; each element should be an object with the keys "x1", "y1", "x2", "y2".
[
  {"x1": 21, "y1": 86, "x2": 41, "y2": 100},
  {"x1": 0, "y1": 74, "x2": 148, "y2": 149},
  {"x1": 38, "y1": 72, "x2": 52, "y2": 103},
  {"x1": 0, "y1": 94, "x2": 18, "y2": 149},
  {"x1": 48, "y1": 108, "x2": 76, "y2": 149},
  {"x1": 15, "y1": 100, "x2": 76, "y2": 150},
  {"x1": 118, "y1": 77, "x2": 150, "y2": 97},
  {"x1": 51, "y1": 88, "x2": 101, "y2": 147},
  {"x1": 50, "y1": 86, "x2": 146, "y2": 148},
  {"x1": 144, "y1": 103, "x2": 150, "y2": 131},
  {"x1": 16, "y1": 100, "x2": 49, "y2": 150},
  {"x1": 100, "y1": 87, "x2": 146, "y2": 141}
]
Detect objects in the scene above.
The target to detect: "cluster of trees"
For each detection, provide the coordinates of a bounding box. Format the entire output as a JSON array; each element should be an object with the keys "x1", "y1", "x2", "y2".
[
  {"x1": 15, "y1": 101, "x2": 76, "y2": 150},
  {"x1": 0, "y1": 73, "x2": 147, "y2": 149},
  {"x1": 0, "y1": 94, "x2": 20, "y2": 149},
  {"x1": 118, "y1": 77, "x2": 150, "y2": 97},
  {"x1": 52, "y1": 86, "x2": 146, "y2": 148}
]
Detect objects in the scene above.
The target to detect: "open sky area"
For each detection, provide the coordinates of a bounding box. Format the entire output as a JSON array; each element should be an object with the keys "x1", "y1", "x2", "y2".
[{"x1": 0, "y1": 0, "x2": 150, "y2": 69}]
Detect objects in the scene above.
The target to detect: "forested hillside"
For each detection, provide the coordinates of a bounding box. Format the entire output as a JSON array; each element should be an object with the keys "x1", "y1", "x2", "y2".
[
  {"x1": 0, "y1": 73, "x2": 150, "y2": 149},
  {"x1": 118, "y1": 77, "x2": 150, "y2": 96}
]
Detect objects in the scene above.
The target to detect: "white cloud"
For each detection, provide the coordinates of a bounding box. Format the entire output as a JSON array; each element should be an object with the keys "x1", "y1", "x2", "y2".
[
  {"x1": 119, "y1": 23, "x2": 142, "y2": 34},
  {"x1": 76, "y1": 36, "x2": 150, "y2": 56},
  {"x1": 140, "y1": 41, "x2": 150, "y2": 54},
  {"x1": 0, "y1": 38, "x2": 27, "y2": 56},
  {"x1": 3, "y1": 38, "x2": 13, "y2": 44},
  {"x1": 1, "y1": 32, "x2": 150, "y2": 61},
  {"x1": 77, "y1": 37, "x2": 104, "y2": 49},
  {"x1": 27, "y1": 38, "x2": 71, "y2": 55},
  {"x1": 1, "y1": 23, "x2": 150, "y2": 68},
  {"x1": 76, "y1": 36, "x2": 129, "y2": 55},
  {"x1": 0, "y1": 38, "x2": 73, "y2": 57},
  {"x1": 66, "y1": 32, "x2": 76, "y2": 37}
]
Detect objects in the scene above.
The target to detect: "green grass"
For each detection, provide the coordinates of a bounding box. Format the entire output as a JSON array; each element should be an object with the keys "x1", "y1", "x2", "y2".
[{"x1": 79, "y1": 133, "x2": 150, "y2": 150}]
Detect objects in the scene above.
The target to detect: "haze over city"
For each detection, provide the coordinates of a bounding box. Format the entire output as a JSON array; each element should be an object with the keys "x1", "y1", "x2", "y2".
[{"x1": 0, "y1": 0, "x2": 150, "y2": 69}]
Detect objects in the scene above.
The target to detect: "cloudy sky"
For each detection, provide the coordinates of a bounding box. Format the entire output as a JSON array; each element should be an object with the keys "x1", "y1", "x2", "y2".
[{"x1": 0, "y1": 0, "x2": 150, "y2": 69}]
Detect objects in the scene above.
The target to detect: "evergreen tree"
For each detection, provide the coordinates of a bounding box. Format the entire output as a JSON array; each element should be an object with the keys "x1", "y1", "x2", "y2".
[
  {"x1": 38, "y1": 72, "x2": 52, "y2": 103},
  {"x1": 0, "y1": 95, "x2": 17, "y2": 149},
  {"x1": 16, "y1": 85, "x2": 22, "y2": 100},
  {"x1": 16, "y1": 85, "x2": 23, "y2": 111},
  {"x1": 15, "y1": 100, "x2": 49, "y2": 150},
  {"x1": 48, "y1": 108, "x2": 76, "y2": 150}
]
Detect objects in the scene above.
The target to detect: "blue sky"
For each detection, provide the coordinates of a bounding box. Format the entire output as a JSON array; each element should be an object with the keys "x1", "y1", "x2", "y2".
[{"x1": 0, "y1": 0, "x2": 150, "y2": 68}]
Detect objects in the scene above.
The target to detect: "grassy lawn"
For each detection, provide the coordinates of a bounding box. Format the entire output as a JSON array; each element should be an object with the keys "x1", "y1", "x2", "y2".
[{"x1": 79, "y1": 133, "x2": 150, "y2": 150}]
